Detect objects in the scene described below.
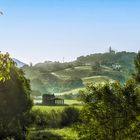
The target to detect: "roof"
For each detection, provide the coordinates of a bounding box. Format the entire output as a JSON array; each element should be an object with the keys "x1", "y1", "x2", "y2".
[{"x1": 44, "y1": 97, "x2": 64, "y2": 101}]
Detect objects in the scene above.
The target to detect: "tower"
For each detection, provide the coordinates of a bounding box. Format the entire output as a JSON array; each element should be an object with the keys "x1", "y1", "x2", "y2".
[
  {"x1": 62, "y1": 57, "x2": 65, "y2": 63},
  {"x1": 109, "y1": 46, "x2": 112, "y2": 53}
]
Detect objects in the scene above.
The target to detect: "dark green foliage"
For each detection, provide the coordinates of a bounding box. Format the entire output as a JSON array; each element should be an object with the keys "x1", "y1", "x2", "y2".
[
  {"x1": 76, "y1": 80, "x2": 140, "y2": 140},
  {"x1": 31, "y1": 107, "x2": 80, "y2": 129},
  {"x1": 0, "y1": 54, "x2": 33, "y2": 139},
  {"x1": 68, "y1": 64, "x2": 75, "y2": 70},
  {"x1": 60, "y1": 107, "x2": 80, "y2": 127},
  {"x1": 31, "y1": 109, "x2": 61, "y2": 129},
  {"x1": 77, "y1": 52, "x2": 136, "y2": 69},
  {"x1": 134, "y1": 51, "x2": 140, "y2": 82}
]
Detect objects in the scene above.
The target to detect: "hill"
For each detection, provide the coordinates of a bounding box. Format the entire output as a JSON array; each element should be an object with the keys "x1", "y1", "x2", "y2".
[
  {"x1": 22, "y1": 51, "x2": 136, "y2": 96},
  {"x1": 13, "y1": 58, "x2": 27, "y2": 68}
]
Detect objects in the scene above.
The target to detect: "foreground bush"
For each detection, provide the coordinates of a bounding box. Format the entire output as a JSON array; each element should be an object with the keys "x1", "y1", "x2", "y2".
[
  {"x1": 75, "y1": 80, "x2": 140, "y2": 140},
  {"x1": 31, "y1": 107, "x2": 80, "y2": 129},
  {"x1": 31, "y1": 109, "x2": 61, "y2": 129},
  {"x1": 61, "y1": 107, "x2": 80, "y2": 127}
]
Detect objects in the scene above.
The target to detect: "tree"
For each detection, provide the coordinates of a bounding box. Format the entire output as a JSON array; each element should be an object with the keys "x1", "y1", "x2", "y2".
[
  {"x1": 91, "y1": 61, "x2": 101, "y2": 71},
  {"x1": 0, "y1": 52, "x2": 33, "y2": 139},
  {"x1": 0, "y1": 52, "x2": 15, "y2": 82},
  {"x1": 134, "y1": 51, "x2": 140, "y2": 82},
  {"x1": 76, "y1": 80, "x2": 140, "y2": 140}
]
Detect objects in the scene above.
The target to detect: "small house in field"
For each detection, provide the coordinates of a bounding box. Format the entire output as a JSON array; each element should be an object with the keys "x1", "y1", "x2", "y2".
[{"x1": 42, "y1": 94, "x2": 64, "y2": 106}]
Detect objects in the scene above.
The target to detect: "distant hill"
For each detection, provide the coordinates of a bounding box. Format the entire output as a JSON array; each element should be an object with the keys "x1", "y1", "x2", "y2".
[
  {"x1": 22, "y1": 51, "x2": 137, "y2": 96},
  {"x1": 76, "y1": 51, "x2": 136, "y2": 68},
  {"x1": 13, "y1": 58, "x2": 27, "y2": 68}
]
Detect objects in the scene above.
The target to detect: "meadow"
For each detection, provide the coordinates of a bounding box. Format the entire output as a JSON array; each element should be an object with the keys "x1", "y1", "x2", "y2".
[
  {"x1": 29, "y1": 101, "x2": 83, "y2": 140},
  {"x1": 33, "y1": 102, "x2": 83, "y2": 112}
]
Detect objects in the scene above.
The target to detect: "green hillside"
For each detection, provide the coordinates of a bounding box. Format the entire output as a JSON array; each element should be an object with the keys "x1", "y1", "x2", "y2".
[{"x1": 22, "y1": 51, "x2": 136, "y2": 96}]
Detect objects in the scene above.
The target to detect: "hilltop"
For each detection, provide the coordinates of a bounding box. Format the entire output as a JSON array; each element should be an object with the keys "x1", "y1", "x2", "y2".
[
  {"x1": 22, "y1": 51, "x2": 136, "y2": 96},
  {"x1": 13, "y1": 58, "x2": 27, "y2": 68}
]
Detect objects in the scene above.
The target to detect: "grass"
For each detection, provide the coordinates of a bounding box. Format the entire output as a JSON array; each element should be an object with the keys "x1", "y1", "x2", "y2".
[
  {"x1": 52, "y1": 66, "x2": 92, "y2": 80},
  {"x1": 30, "y1": 105, "x2": 82, "y2": 139},
  {"x1": 82, "y1": 75, "x2": 112, "y2": 84},
  {"x1": 32, "y1": 105, "x2": 83, "y2": 112},
  {"x1": 32, "y1": 106, "x2": 65, "y2": 112},
  {"x1": 47, "y1": 127, "x2": 78, "y2": 140},
  {"x1": 64, "y1": 99, "x2": 81, "y2": 105},
  {"x1": 27, "y1": 127, "x2": 79, "y2": 140}
]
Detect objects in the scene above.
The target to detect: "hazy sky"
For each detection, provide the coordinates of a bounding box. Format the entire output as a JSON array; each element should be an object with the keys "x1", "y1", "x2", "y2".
[{"x1": 0, "y1": 0, "x2": 140, "y2": 64}]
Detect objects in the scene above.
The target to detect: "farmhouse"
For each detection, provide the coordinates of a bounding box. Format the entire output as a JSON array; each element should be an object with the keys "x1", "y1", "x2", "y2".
[
  {"x1": 42, "y1": 94, "x2": 64, "y2": 106},
  {"x1": 112, "y1": 64, "x2": 122, "y2": 71}
]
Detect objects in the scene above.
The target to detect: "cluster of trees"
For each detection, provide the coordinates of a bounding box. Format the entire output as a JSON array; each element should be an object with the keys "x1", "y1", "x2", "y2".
[
  {"x1": 0, "y1": 52, "x2": 32, "y2": 139},
  {"x1": 34, "y1": 61, "x2": 75, "y2": 72},
  {"x1": 31, "y1": 107, "x2": 80, "y2": 129},
  {"x1": 76, "y1": 52, "x2": 136, "y2": 68},
  {"x1": 75, "y1": 51, "x2": 140, "y2": 140}
]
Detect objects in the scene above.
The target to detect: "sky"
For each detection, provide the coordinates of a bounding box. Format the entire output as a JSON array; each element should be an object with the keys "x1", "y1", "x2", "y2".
[{"x1": 0, "y1": 0, "x2": 140, "y2": 64}]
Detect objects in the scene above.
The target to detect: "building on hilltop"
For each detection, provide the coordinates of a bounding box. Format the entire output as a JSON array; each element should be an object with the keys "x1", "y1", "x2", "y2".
[
  {"x1": 42, "y1": 94, "x2": 64, "y2": 106},
  {"x1": 109, "y1": 46, "x2": 115, "y2": 54}
]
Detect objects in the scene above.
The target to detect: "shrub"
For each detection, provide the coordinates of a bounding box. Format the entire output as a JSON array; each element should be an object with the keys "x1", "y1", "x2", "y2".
[
  {"x1": 60, "y1": 107, "x2": 80, "y2": 127},
  {"x1": 75, "y1": 80, "x2": 140, "y2": 140},
  {"x1": 30, "y1": 109, "x2": 62, "y2": 129},
  {"x1": 31, "y1": 107, "x2": 80, "y2": 129}
]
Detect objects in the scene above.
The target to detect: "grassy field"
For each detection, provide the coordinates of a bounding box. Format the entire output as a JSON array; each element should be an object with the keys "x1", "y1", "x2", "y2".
[
  {"x1": 47, "y1": 127, "x2": 78, "y2": 140},
  {"x1": 82, "y1": 75, "x2": 112, "y2": 84},
  {"x1": 30, "y1": 105, "x2": 82, "y2": 139},
  {"x1": 33, "y1": 105, "x2": 65, "y2": 112},
  {"x1": 51, "y1": 66, "x2": 92, "y2": 80},
  {"x1": 64, "y1": 99, "x2": 81, "y2": 105},
  {"x1": 33, "y1": 104, "x2": 83, "y2": 112},
  {"x1": 27, "y1": 127, "x2": 78, "y2": 140}
]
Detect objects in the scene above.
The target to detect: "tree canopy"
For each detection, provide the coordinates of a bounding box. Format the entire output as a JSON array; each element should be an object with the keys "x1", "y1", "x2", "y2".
[
  {"x1": 0, "y1": 52, "x2": 32, "y2": 139},
  {"x1": 76, "y1": 80, "x2": 140, "y2": 140},
  {"x1": 0, "y1": 52, "x2": 14, "y2": 81},
  {"x1": 134, "y1": 51, "x2": 140, "y2": 82}
]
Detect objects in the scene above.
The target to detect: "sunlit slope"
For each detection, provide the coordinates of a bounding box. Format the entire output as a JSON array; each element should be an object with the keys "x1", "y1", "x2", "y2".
[
  {"x1": 22, "y1": 52, "x2": 136, "y2": 95},
  {"x1": 51, "y1": 65, "x2": 125, "y2": 82}
]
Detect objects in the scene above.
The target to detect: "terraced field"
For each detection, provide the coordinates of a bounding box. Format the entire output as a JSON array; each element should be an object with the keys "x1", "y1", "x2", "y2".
[{"x1": 82, "y1": 75, "x2": 113, "y2": 84}]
